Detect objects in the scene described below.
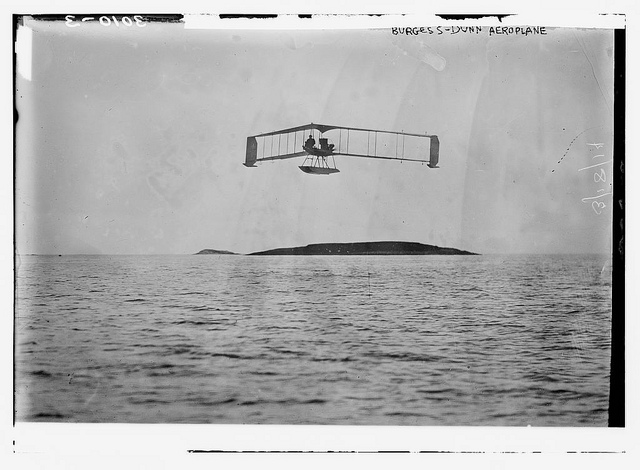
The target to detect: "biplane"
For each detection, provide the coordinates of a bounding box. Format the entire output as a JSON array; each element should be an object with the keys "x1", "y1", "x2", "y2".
[{"x1": 244, "y1": 123, "x2": 439, "y2": 174}]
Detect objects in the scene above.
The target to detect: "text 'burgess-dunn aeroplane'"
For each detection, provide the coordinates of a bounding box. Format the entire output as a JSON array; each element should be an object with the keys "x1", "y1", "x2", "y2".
[{"x1": 244, "y1": 123, "x2": 439, "y2": 175}]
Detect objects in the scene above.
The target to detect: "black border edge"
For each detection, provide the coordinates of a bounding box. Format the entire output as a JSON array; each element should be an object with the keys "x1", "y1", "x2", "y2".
[
  {"x1": 12, "y1": 13, "x2": 20, "y2": 429},
  {"x1": 608, "y1": 26, "x2": 625, "y2": 428}
]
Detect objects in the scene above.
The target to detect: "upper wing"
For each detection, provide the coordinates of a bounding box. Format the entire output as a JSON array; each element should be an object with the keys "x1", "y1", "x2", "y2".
[
  {"x1": 245, "y1": 123, "x2": 439, "y2": 168},
  {"x1": 244, "y1": 123, "x2": 325, "y2": 167},
  {"x1": 333, "y1": 130, "x2": 439, "y2": 168}
]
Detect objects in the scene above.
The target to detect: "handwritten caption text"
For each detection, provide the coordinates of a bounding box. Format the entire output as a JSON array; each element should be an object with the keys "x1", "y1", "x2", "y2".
[
  {"x1": 391, "y1": 26, "x2": 547, "y2": 37},
  {"x1": 580, "y1": 142, "x2": 612, "y2": 215},
  {"x1": 65, "y1": 15, "x2": 147, "y2": 28}
]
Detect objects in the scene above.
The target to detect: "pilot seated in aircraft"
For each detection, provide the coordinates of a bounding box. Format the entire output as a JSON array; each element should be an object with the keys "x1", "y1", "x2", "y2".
[
  {"x1": 319, "y1": 138, "x2": 335, "y2": 154},
  {"x1": 305, "y1": 134, "x2": 316, "y2": 149}
]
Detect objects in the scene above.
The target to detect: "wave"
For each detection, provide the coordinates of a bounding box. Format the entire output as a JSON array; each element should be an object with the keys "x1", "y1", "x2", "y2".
[
  {"x1": 383, "y1": 411, "x2": 431, "y2": 418},
  {"x1": 365, "y1": 351, "x2": 440, "y2": 363},
  {"x1": 31, "y1": 411, "x2": 67, "y2": 419},
  {"x1": 309, "y1": 356, "x2": 352, "y2": 363},
  {"x1": 236, "y1": 398, "x2": 327, "y2": 406},
  {"x1": 172, "y1": 318, "x2": 233, "y2": 326},
  {"x1": 186, "y1": 397, "x2": 237, "y2": 406},
  {"x1": 190, "y1": 306, "x2": 223, "y2": 312},
  {"x1": 128, "y1": 397, "x2": 173, "y2": 405}
]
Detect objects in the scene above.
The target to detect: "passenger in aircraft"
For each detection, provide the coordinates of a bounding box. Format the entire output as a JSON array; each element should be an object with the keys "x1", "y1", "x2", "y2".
[{"x1": 305, "y1": 134, "x2": 316, "y2": 149}]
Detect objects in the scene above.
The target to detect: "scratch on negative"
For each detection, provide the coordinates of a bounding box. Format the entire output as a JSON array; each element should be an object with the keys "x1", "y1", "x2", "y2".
[{"x1": 553, "y1": 126, "x2": 603, "y2": 172}]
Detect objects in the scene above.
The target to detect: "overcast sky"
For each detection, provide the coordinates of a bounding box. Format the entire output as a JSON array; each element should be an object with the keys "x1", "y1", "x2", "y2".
[{"x1": 15, "y1": 19, "x2": 614, "y2": 254}]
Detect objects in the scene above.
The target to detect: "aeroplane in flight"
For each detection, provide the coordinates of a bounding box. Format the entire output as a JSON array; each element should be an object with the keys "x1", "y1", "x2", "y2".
[{"x1": 244, "y1": 123, "x2": 439, "y2": 174}]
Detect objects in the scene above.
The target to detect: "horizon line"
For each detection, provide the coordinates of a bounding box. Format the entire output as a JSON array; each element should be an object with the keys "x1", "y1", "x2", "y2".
[{"x1": 16, "y1": 252, "x2": 613, "y2": 256}]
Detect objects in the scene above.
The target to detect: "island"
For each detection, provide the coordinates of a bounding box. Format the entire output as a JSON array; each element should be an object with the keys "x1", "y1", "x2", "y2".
[
  {"x1": 195, "y1": 249, "x2": 238, "y2": 255},
  {"x1": 247, "y1": 241, "x2": 478, "y2": 256}
]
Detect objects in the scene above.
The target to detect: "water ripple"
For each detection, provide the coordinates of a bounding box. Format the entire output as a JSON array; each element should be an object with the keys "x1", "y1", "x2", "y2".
[{"x1": 15, "y1": 254, "x2": 612, "y2": 426}]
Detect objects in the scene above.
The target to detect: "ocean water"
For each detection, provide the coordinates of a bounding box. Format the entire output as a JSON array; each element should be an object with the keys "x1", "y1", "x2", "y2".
[{"x1": 14, "y1": 254, "x2": 612, "y2": 426}]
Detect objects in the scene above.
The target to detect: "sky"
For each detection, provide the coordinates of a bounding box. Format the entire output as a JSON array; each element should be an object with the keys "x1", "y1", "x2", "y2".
[{"x1": 15, "y1": 18, "x2": 615, "y2": 255}]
